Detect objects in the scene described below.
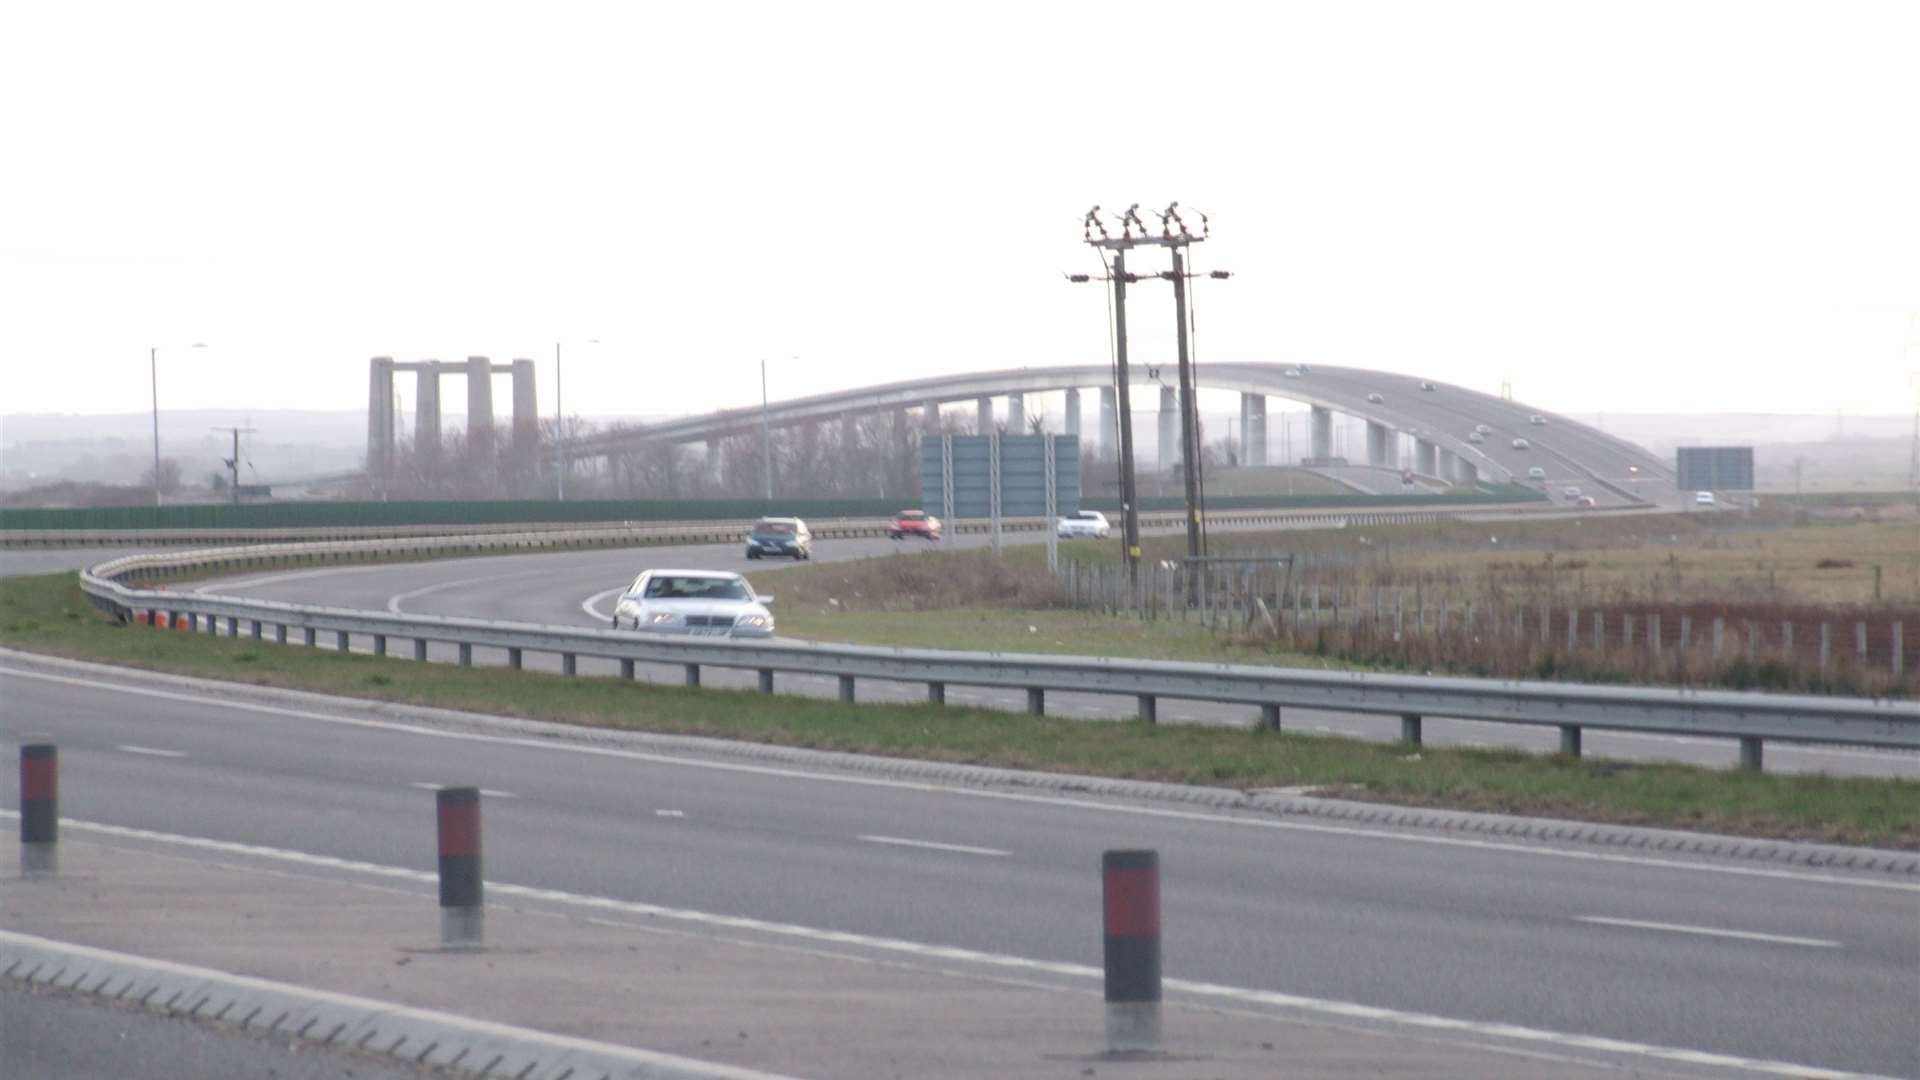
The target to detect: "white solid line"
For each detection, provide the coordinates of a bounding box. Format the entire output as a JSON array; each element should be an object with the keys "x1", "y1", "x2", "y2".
[
  {"x1": 116, "y1": 745, "x2": 188, "y2": 759},
  {"x1": 0, "y1": 814, "x2": 1889, "y2": 1080},
  {"x1": 858, "y1": 834, "x2": 1011, "y2": 857},
  {"x1": 656, "y1": 809, "x2": 686, "y2": 818},
  {"x1": 582, "y1": 587, "x2": 624, "y2": 622},
  {"x1": 3, "y1": 664, "x2": 1915, "y2": 895},
  {"x1": 386, "y1": 575, "x2": 499, "y2": 615},
  {"x1": 1576, "y1": 916, "x2": 1841, "y2": 949},
  {"x1": 191, "y1": 565, "x2": 372, "y2": 595}
]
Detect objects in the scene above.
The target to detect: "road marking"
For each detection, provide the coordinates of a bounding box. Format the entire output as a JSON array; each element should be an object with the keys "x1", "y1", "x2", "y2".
[
  {"x1": 858, "y1": 834, "x2": 1011, "y2": 857},
  {"x1": 191, "y1": 565, "x2": 372, "y2": 595},
  {"x1": 581, "y1": 587, "x2": 624, "y2": 622},
  {"x1": 1576, "y1": 916, "x2": 1841, "y2": 949},
  {"x1": 386, "y1": 575, "x2": 500, "y2": 615},
  {"x1": 3, "y1": 663, "x2": 1916, "y2": 895},
  {"x1": 656, "y1": 809, "x2": 686, "y2": 818},
  {"x1": 116, "y1": 744, "x2": 188, "y2": 759},
  {"x1": 409, "y1": 782, "x2": 516, "y2": 799},
  {"x1": 0, "y1": 813, "x2": 1886, "y2": 1080}
]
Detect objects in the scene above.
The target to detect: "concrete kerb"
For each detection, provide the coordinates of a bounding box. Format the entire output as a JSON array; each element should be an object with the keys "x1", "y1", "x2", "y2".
[
  {"x1": 0, "y1": 929, "x2": 802, "y2": 1080},
  {"x1": 4, "y1": 648, "x2": 1915, "y2": 878}
]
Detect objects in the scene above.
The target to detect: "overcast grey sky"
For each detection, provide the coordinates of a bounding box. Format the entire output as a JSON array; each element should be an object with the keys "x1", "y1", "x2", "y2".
[{"x1": 3, "y1": 0, "x2": 1916, "y2": 423}]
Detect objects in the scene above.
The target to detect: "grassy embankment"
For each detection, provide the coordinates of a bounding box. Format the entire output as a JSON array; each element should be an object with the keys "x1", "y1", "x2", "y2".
[{"x1": 3, "y1": 571, "x2": 1916, "y2": 848}]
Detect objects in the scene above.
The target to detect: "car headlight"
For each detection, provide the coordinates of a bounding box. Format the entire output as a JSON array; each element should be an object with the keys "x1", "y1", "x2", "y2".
[
  {"x1": 736, "y1": 614, "x2": 769, "y2": 628},
  {"x1": 648, "y1": 612, "x2": 676, "y2": 625}
]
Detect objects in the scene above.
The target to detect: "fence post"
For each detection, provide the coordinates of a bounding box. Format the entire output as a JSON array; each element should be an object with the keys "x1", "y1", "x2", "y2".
[
  {"x1": 1783, "y1": 622, "x2": 1794, "y2": 655},
  {"x1": 1819, "y1": 623, "x2": 1830, "y2": 671},
  {"x1": 1746, "y1": 620, "x2": 1757, "y2": 663},
  {"x1": 1711, "y1": 618, "x2": 1724, "y2": 659},
  {"x1": 1567, "y1": 609, "x2": 1578, "y2": 650},
  {"x1": 1679, "y1": 615, "x2": 1691, "y2": 651},
  {"x1": 1856, "y1": 621, "x2": 1868, "y2": 662},
  {"x1": 1894, "y1": 622, "x2": 1905, "y2": 677},
  {"x1": 1592, "y1": 610, "x2": 1603, "y2": 650},
  {"x1": 1623, "y1": 614, "x2": 1634, "y2": 649},
  {"x1": 1650, "y1": 614, "x2": 1661, "y2": 657}
]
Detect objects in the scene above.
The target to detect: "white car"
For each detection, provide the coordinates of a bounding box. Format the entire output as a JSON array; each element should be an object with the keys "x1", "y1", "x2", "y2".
[
  {"x1": 1529, "y1": 414, "x2": 1547, "y2": 426},
  {"x1": 1057, "y1": 510, "x2": 1112, "y2": 538},
  {"x1": 1366, "y1": 392, "x2": 1384, "y2": 403},
  {"x1": 1467, "y1": 430, "x2": 1486, "y2": 443},
  {"x1": 1694, "y1": 491, "x2": 1716, "y2": 506},
  {"x1": 612, "y1": 569, "x2": 774, "y2": 637},
  {"x1": 1511, "y1": 437, "x2": 1530, "y2": 450}
]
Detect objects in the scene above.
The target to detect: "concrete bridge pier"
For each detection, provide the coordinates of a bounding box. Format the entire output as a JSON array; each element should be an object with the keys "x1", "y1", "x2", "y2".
[
  {"x1": 1064, "y1": 389, "x2": 1080, "y2": 438},
  {"x1": 1244, "y1": 394, "x2": 1267, "y2": 466},
  {"x1": 1309, "y1": 405, "x2": 1332, "y2": 461},
  {"x1": 1457, "y1": 459, "x2": 1479, "y2": 487},
  {"x1": 466, "y1": 356, "x2": 494, "y2": 445},
  {"x1": 1007, "y1": 392, "x2": 1025, "y2": 433},
  {"x1": 415, "y1": 364, "x2": 441, "y2": 463},
  {"x1": 367, "y1": 357, "x2": 395, "y2": 482},
  {"x1": 976, "y1": 395, "x2": 993, "y2": 434},
  {"x1": 922, "y1": 401, "x2": 940, "y2": 431},
  {"x1": 1366, "y1": 421, "x2": 1392, "y2": 467},
  {"x1": 704, "y1": 437, "x2": 722, "y2": 488},
  {"x1": 510, "y1": 359, "x2": 538, "y2": 456},
  {"x1": 1158, "y1": 386, "x2": 1178, "y2": 470},
  {"x1": 1099, "y1": 387, "x2": 1116, "y2": 455},
  {"x1": 1416, "y1": 438, "x2": 1439, "y2": 478}
]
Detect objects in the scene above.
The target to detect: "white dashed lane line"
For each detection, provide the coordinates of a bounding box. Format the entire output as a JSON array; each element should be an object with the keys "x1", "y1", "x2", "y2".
[
  {"x1": 858, "y1": 834, "x2": 1012, "y2": 858},
  {"x1": 116, "y1": 744, "x2": 188, "y2": 759},
  {"x1": 408, "y1": 782, "x2": 517, "y2": 799},
  {"x1": 1576, "y1": 916, "x2": 1841, "y2": 949}
]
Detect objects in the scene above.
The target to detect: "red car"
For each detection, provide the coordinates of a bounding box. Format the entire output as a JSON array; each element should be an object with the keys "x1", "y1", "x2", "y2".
[{"x1": 889, "y1": 510, "x2": 942, "y2": 540}]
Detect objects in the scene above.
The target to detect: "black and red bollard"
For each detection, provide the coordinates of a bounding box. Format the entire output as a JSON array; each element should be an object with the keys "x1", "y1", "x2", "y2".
[
  {"x1": 436, "y1": 786, "x2": 483, "y2": 947},
  {"x1": 20, "y1": 744, "x2": 57, "y2": 878},
  {"x1": 1102, "y1": 849, "x2": 1161, "y2": 1052}
]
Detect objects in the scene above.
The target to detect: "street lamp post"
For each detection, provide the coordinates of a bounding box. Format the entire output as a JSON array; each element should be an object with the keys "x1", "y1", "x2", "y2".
[{"x1": 150, "y1": 343, "x2": 206, "y2": 507}]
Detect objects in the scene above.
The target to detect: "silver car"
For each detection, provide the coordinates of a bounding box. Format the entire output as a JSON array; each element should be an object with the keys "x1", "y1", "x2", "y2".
[{"x1": 612, "y1": 569, "x2": 774, "y2": 638}]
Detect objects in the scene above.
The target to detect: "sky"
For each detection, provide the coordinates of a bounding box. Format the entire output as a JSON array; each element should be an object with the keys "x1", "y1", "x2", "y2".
[{"x1": 3, "y1": 0, "x2": 1917, "y2": 427}]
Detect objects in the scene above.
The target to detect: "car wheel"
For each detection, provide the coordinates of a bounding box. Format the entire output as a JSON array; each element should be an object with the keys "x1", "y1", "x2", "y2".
[
  {"x1": 609, "y1": 616, "x2": 618, "y2": 629},
  {"x1": 747, "y1": 550, "x2": 760, "y2": 560}
]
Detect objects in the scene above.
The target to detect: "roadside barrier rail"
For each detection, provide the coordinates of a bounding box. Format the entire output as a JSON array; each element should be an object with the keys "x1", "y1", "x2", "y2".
[{"x1": 75, "y1": 535, "x2": 1920, "y2": 772}]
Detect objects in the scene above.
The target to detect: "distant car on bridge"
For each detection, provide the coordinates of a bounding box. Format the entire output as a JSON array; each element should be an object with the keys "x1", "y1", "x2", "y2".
[
  {"x1": 1530, "y1": 414, "x2": 1547, "y2": 426},
  {"x1": 1467, "y1": 430, "x2": 1486, "y2": 443},
  {"x1": 1420, "y1": 381, "x2": 1436, "y2": 391},
  {"x1": 889, "y1": 510, "x2": 941, "y2": 541},
  {"x1": 1366, "y1": 392, "x2": 1384, "y2": 403},
  {"x1": 1511, "y1": 438, "x2": 1530, "y2": 450}
]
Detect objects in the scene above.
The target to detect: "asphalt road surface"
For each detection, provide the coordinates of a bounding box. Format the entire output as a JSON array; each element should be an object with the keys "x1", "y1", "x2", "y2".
[
  {"x1": 2, "y1": 663, "x2": 1914, "y2": 1077},
  {"x1": 178, "y1": 531, "x2": 1920, "y2": 779}
]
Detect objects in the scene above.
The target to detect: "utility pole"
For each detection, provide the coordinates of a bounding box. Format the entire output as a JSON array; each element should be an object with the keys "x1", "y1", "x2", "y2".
[
  {"x1": 761, "y1": 359, "x2": 774, "y2": 502},
  {"x1": 210, "y1": 426, "x2": 256, "y2": 505},
  {"x1": 1070, "y1": 203, "x2": 1231, "y2": 585}
]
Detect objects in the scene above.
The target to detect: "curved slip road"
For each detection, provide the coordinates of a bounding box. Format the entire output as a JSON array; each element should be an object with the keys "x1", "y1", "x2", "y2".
[
  {"x1": 185, "y1": 531, "x2": 1920, "y2": 779},
  {"x1": 1, "y1": 660, "x2": 1915, "y2": 1077}
]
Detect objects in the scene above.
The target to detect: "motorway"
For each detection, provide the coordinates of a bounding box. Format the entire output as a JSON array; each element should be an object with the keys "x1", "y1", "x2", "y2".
[
  {"x1": 165, "y1": 530, "x2": 1920, "y2": 778},
  {"x1": 1, "y1": 659, "x2": 1915, "y2": 1077}
]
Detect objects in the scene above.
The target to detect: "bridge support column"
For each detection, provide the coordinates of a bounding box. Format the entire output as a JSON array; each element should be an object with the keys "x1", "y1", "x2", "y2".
[
  {"x1": 1245, "y1": 394, "x2": 1267, "y2": 466},
  {"x1": 1007, "y1": 392, "x2": 1025, "y2": 433},
  {"x1": 1309, "y1": 405, "x2": 1332, "y2": 461},
  {"x1": 977, "y1": 395, "x2": 993, "y2": 434},
  {"x1": 1416, "y1": 439, "x2": 1439, "y2": 478},
  {"x1": 1366, "y1": 421, "x2": 1391, "y2": 467},
  {"x1": 1457, "y1": 460, "x2": 1479, "y2": 486},
  {"x1": 1099, "y1": 387, "x2": 1117, "y2": 455},
  {"x1": 922, "y1": 401, "x2": 940, "y2": 431},
  {"x1": 1158, "y1": 386, "x2": 1178, "y2": 470},
  {"x1": 511, "y1": 358, "x2": 538, "y2": 461},
  {"x1": 1064, "y1": 388, "x2": 1081, "y2": 438},
  {"x1": 466, "y1": 356, "x2": 494, "y2": 446},
  {"x1": 415, "y1": 364, "x2": 442, "y2": 465},
  {"x1": 367, "y1": 357, "x2": 395, "y2": 486},
  {"x1": 705, "y1": 437, "x2": 722, "y2": 487}
]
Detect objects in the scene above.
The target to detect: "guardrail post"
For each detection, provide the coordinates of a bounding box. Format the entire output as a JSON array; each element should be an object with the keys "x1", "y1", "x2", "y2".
[
  {"x1": 275, "y1": 624, "x2": 288, "y2": 644},
  {"x1": 1558, "y1": 724, "x2": 1581, "y2": 757},
  {"x1": 226, "y1": 616, "x2": 238, "y2": 637},
  {"x1": 758, "y1": 669, "x2": 774, "y2": 693},
  {"x1": 507, "y1": 647, "x2": 523, "y2": 670},
  {"x1": 562, "y1": 653, "x2": 577, "y2": 676},
  {"x1": 414, "y1": 639, "x2": 429, "y2": 662},
  {"x1": 458, "y1": 643, "x2": 473, "y2": 667},
  {"x1": 1739, "y1": 737, "x2": 1763, "y2": 772},
  {"x1": 436, "y1": 786, "x2": 484, "y2": 948},
  {"x1": 839, "y1": 675, "x2": 856, "y2": 703},
  {"x1": 1137, "y1": 695, "x2": 1157, "y2": 723},
  {"x1": 928, "y1": 681, "x2": 945, "y2": 705},
  {"x1": 302, "y1": 627, "x2": 317, "y2": 647},
  {"x1": 1102, "y1": 849, "x2": 1161, "y2": 1053},
  {"x1": 374, "y1": 634, "x2": 387, "y2": 657},
  {"x1": 1400, "y1": 713, "x2": 1422, "y2": 745},
  {"x1": 1026, "y1": 687, "x2": 1044, "y2": 715},
  {"x1": 335, "y1": 630, "x2": 350, "y2": 652},
  {"x1": 681, "y1": 663, "x2": 698, "y2": 687},
  {"x1": 621, "y1": 658, "x2": 637, "y2": 680},
  {"x1": 1259, "y1": 703, "x2": 1280, "y2": 731},
  {"x1": 20, "y1": 744, "x2": 57, "y2": 879},
  {"x1": 251, "y1": 620, "x2": 263, "y2": 641}
]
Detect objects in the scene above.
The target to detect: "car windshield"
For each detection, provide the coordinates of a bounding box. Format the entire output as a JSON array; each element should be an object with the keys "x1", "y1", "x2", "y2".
[
  {"x1": 643, "y1": 575, "x2": 751, "y2": 601},
  {"x1": 1075, "y1": 511, "x2": 1100, "y2": 520},
  {"x1": 752, "y1": 521, "x2": 794, "y2": 535},
  {"x1": 897, "y1": 511, "x2": 924, "y2": 520}
]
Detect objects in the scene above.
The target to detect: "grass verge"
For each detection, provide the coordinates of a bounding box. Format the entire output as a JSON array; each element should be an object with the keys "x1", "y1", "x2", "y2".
[{"x1": 3, "y1": 572, "x2": 1916, "y2": 849}]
